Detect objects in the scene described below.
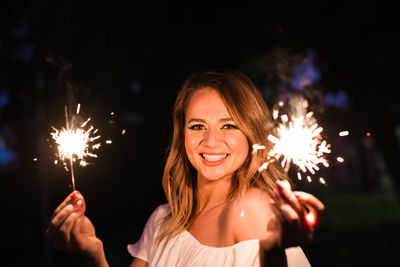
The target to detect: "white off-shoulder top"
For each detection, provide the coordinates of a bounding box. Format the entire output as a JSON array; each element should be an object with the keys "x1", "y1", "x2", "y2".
[{"x1": 128, "y1": 204, "x2": 311, "y2": 267}]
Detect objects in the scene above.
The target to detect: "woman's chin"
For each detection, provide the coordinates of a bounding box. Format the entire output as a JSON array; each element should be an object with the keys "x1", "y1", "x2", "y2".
[{"x1": 197, "y1": 172, "x2": 233, "y2": 183}]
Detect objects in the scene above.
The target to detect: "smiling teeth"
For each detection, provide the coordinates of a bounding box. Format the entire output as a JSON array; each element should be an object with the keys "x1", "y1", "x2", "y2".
[{"x1": 202, "y1": 154, "x2": 228, "y2": 161}]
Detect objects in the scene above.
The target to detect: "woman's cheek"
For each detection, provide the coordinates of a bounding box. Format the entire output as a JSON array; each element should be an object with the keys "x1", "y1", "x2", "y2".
[
  {"x1": 185, "y1": 132, "x2": 198, "y2": 149},
  {"x1": 185, "y1": 132, "x2": 201, "y2": 163},
  {"x1": 227, "y1": 132, "x2": 249, "y2": 152}
]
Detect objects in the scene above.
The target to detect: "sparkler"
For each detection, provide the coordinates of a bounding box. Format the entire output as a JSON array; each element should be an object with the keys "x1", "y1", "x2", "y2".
[
  {"x1": 253, "y1": 98, "x2": 331, "y2": 184},
  {"x1": 50, "y1": 104, "x2": 101, "y2": 191}
]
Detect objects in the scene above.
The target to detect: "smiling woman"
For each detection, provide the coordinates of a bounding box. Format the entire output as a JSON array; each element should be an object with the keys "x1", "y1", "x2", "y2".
[
  {"x1": 47, "y1": 71, "x2": 324, "y2": 267},
  {"x1": 184, "y1": 88, "x2": 249, "y2": 183}
]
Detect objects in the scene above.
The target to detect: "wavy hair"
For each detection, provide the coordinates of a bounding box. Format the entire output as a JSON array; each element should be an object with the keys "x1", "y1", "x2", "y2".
[{"x1": 158, "y1": 71, "x2": 287, "y2": 243}]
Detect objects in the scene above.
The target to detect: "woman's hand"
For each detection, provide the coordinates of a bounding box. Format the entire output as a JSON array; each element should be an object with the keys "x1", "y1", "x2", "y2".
[
  {"x1": 46, "y1": 191, "x2": 108, "y2": 266},
  {"x1": 260, "y1": 180, "x2": 325, "y2": 251}
]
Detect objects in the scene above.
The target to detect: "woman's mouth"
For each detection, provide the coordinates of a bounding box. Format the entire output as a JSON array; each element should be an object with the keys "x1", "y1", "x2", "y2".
[
  {"x1": 200, "y1": 153, "x2": 229, "y2": 165},
  {"x1": 201, "y1": 154, "x2": 228, "y2": 161}
]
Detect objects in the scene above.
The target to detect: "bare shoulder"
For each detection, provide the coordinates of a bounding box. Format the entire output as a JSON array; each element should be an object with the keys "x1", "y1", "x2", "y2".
[
  {"x1": 235, "y1": 187, "x2": 273, "y2": 212},
  {"x1": 241, "y1": 187, "x2": 271, "y2": 204},
  {"x1": 226, "y1": 187, "x2": 275, "y2": 243}
]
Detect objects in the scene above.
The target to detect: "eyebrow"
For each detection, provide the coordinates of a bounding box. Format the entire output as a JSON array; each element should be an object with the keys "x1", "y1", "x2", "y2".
[{"x1": 187, "y1": 118, "x2": 234, "y2": 124}]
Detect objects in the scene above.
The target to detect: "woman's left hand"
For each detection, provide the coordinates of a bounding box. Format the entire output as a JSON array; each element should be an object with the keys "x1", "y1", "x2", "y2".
[{"x1": 260, "y1": 180, "x2": 325, "y2": 250}]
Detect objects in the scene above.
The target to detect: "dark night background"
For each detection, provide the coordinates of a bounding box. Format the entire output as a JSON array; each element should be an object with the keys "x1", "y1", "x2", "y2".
[{"x1": 1, "y1": 1, "x2": 400, "y2": 266}]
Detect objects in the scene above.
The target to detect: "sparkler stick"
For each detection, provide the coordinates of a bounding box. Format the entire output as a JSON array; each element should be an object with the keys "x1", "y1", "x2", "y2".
[
  {"x1": 69, "y1": 155, "x2": 76, "y2": 191},
  {"x1": 65, "y1": 106, "x2": 76, "y2": 191},
  {"x1": 51, "y1": 104, "x2": 101, "y2": 191}
]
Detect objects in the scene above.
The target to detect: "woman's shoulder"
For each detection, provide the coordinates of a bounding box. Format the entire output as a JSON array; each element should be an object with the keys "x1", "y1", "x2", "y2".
[
  {"x1": 226, "y1": 187, "x2": 275, "y2": 242},
  {"x1": 242, "y1": 187, "x2": 272, "y2": 203},
  {"x1": 231, "y1": 187, "x2": 272, "y2": 212},
  {"x1": 154, "y1": 203, "x2": 170, "y2": 214},
  {"x1": 146, "y1": 203, "x2": 170, "y2": 224}
]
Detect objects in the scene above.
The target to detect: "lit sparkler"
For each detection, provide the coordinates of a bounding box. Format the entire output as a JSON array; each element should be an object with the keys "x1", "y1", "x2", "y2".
[
  {"x1": 253, "y1": 99, "x2": 331, "y2": 184},
  {"x1": 50, "y1": 104, "x2": 101, "y2": 191}
]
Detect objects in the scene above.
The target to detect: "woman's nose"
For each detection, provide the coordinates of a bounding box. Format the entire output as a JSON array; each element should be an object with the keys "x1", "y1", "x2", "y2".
[{"x1": 203, "y1": 128, "x2": 222, "y2": 147}]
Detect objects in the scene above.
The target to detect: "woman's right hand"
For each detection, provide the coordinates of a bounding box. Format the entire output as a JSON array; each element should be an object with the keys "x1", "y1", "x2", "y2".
[
  {"x1": 46, "y1": 191, "x2": 108, "y2": 266},
  {"x1": 260, "y1": 180, "x2": 324, "y2": 251}
]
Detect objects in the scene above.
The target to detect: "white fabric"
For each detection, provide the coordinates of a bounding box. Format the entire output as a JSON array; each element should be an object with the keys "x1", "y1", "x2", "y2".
[{"x1": 128, "y1": 204, "x2": 311, "y2": 267}]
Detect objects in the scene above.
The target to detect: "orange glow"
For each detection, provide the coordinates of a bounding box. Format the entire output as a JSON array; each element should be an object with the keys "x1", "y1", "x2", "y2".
[{"x1": 305, "y1": 212, "x2": 316, "y2": 226}]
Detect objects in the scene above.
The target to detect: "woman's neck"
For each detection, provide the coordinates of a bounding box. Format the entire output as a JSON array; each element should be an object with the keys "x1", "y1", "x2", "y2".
[{"x1": 196, "y1": 175, "x2": 232, "y2": 214}]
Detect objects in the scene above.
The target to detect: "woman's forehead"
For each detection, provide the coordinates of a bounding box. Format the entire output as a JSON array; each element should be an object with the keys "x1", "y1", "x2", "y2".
[{"x1": 186, "y1": 88, "x2": 231, "y2": 119}]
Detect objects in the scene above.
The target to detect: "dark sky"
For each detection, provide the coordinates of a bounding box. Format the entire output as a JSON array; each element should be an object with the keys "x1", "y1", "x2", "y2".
[{"x1": 1, "y1": 1, "x2": 400, "y2": 266}]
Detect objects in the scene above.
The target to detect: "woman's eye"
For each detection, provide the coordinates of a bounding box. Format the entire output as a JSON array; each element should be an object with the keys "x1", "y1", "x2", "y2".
[
  {"x1": 222, "y1": 124, "x2": 239, "y2": 130},
  {"x1": 188, "y1": 124, "x2": 205, "y2": 130}
]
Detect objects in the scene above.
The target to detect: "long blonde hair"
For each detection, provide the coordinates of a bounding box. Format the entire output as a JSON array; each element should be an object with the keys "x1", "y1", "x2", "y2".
[{"x1": 159, "y1": 71, "x2": 287, "y2": 242}]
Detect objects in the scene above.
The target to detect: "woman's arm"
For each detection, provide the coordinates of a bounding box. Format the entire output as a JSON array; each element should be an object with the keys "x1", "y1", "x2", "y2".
[
  {"x1": 231, "y1": 181, "x2": 323, "y2": 266},
  {"x1": 262, "y1": 180, "x2": 324, "y2": 250},
  {"x1": 47, "y1": 191, "x2": 109, "y2": 267},
  {"x1": 259, "y1": 180, "x2": 324, "y2": 266},
  {"x1": 230, "y1": 187, "x2": 288, "y2": 265}
]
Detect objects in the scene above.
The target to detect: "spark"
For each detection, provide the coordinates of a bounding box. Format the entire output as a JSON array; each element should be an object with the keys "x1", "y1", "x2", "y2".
[
  {"x1": 80, "y1": 161, "x2": 88, "y2": 167},
  {"x1": 121, "y1": 129, "x2": 126, "y2": 135},
  {"x1": 92, "y1": 143, "x2": 101, "y2": 149},
  {"x1": 252, "y1": 144, "x2": 265, "y2": 152},
  {"x1": 106, "y1": 140, "x2": 112, "y2": 144},
  {"x1": 272, "y1": 109, "x2": 279, "y2": 120},
  {"x1": 33, "y1": 158, "x2": 38, "y2": 162},
  {"x1": 51, "y1": 104, "x2": 101, "y2": 190},
  {"x1": 337, "y1": 157, "x2": 344, "y2": 163},
  {"x1": 258, "y1": 162, "x2": 269, "y2": 172},
  {"x1": 268, "y1": 116, "x2": 330, "y2": 174},
  {"x1": 297, "y1": 172, "x2": 302, "y2": 180},
  {"x1": 253, "y1": 105, "x2": 331, "y2": 184},
  {"x1": 339, "y1": 131, "x2": 349, "y2": 136}
]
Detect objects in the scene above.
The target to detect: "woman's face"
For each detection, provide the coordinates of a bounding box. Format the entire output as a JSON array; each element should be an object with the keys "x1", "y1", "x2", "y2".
[{"x1": 184, "y1": 87, "x2": 249, "y2": 183}]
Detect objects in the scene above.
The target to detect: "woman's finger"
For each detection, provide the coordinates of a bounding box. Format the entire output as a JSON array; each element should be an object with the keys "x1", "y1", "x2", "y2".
[
  {"x1": 47, "y1": 201, "x2": 83, "y2": 251},
  {"x1": 293, "y1": 191, "x2": 325, "y2": 214},
  {"x1": 52, "y1": 191, "x2": 82, "y2": 219},
  {"x1": 276, "y1": 180, "x2": 304, "y2": 217},
  {"x1": 294, "y1": 191, "x2": 325, "y2": 227},
  {"x1": 50, "y1": 201, "x2": 82, "y2": 229},
  {"x1": 271, "y1": 192, "x2": 303, "y2": 233},
  {"x1": 270, "y1": 200, "x2": 285, "y2": 223},
  {"x1": 278, "y1": 203, "x2": 302, "y2": 226},
  {"x1": 270, "y1": 200, "x2": 309, "y2": 248},
  {"x1": 47, "y1": 193, "x2": 87, "y2": 251},
  {"x1": 58, "y1": 201, "x2": 84, "y2": 244}
]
